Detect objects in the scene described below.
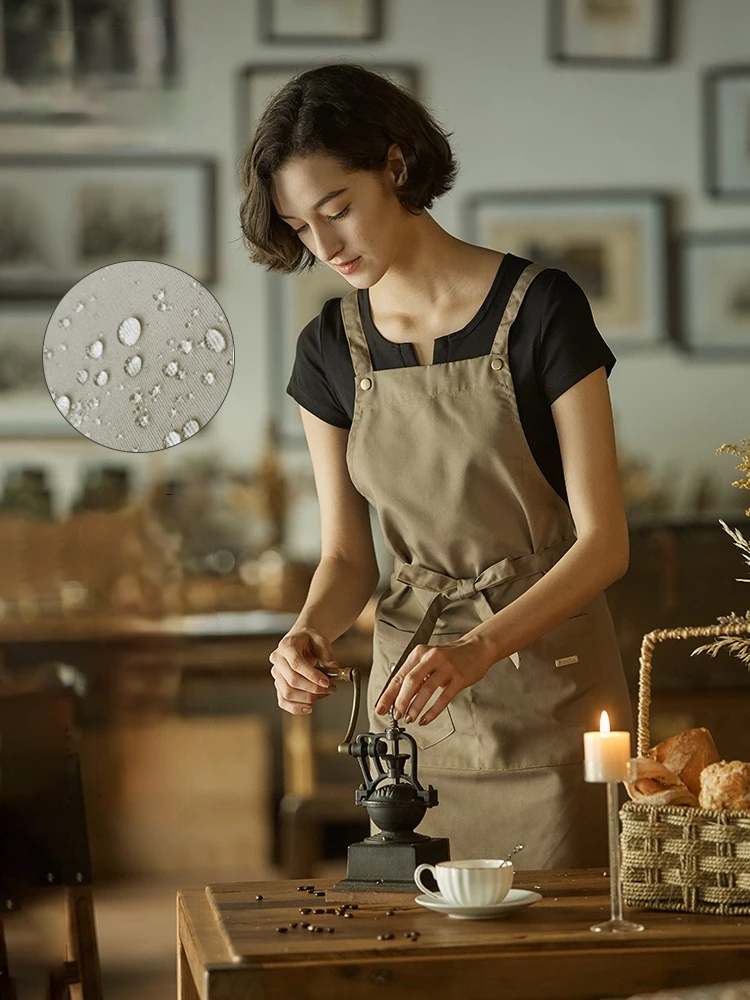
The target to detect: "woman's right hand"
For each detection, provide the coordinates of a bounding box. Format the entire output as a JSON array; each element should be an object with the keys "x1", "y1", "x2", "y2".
[{"x1": 269, "y1": 627, "x2": 338, "y2": 715}]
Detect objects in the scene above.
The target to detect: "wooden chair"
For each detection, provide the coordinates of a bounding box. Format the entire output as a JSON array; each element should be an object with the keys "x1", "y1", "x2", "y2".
[{"x1": 0, "y1": 686, "x2": 102, "y2": 1000}]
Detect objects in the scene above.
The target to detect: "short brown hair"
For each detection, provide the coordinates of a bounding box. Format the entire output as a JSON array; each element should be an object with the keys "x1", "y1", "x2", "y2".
[{"x1": 238, "y1": 63, "x2": 458, "y2": 274}]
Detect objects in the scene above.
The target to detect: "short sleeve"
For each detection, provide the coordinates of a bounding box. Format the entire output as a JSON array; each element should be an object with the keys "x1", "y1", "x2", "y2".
[
  {"x1": 537, "y1": 271, "x2": 616, "y2": 406},
  {"x1": 286, "y1": 303, "x2": 351, "y2": 429}
]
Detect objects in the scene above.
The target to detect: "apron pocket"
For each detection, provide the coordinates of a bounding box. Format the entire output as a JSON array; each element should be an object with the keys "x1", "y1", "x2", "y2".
[
  {"x1": 541, "y1": 612, "x2": 595, "y2": 668},
  {"x1": 371, "y1": 619, "x2": 456, "y2": 751}
]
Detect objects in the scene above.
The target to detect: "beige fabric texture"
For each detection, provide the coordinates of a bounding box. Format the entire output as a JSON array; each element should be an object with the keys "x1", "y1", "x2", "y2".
[
  {"x1": 43, "y1": 260, "x2": 234, "y2": 452},
  {"x1": 340, "y1": 261, "x2": 632, "y2": 869}
]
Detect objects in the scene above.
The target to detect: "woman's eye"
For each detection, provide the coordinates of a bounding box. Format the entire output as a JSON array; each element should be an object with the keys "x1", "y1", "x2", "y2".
[{"x1": 293, "y1": 206, "x2": 349, "y2": 236}]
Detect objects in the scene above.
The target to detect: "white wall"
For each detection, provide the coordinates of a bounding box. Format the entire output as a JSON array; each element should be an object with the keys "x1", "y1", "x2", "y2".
[{"x1": 1, "y1": 0, "x2": 748, "y2": 543}]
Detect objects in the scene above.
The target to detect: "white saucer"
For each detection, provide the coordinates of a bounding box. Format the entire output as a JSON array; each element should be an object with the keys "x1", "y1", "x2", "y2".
[{"x1": 414, "y1": 887, "x2": 542, "y2": 920}]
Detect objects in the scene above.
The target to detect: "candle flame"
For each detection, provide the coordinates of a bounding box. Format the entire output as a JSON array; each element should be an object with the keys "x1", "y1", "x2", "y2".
[{"x1": 600, "y1": 710, "x2": 610, "y2": 734}]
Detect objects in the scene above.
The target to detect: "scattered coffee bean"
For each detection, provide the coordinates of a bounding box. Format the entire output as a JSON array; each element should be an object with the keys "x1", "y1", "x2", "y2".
[
  {"x1": 343, "y1": 912, "x2": 353, "y2": 919},
  {"x1": 307, "y1": 925, "x2": 317, "y2": 932},
  {"x1": 325, "y1": 908, "x2": 336, "y2": 914},
  {"x1": 296, "y1": 885, "x2": 306, "y2": 891},
  {"x1": 300, "y1": 908, "x2": 312, "y2": 914},
  {"x1": 348, "y1": 903, "x2": 359, "y2": 910},
  {"x1": 315, "y1": 926, "x2": 324, "y2": 933},
  {"x1": 255, "y1": 894, "x2": 263, "y2": 900},
  {"x1": 327, "y1": 927, "x2": 335, "y2": 933},
  {"x1": 385, "y1": 910, "x2": 395, "y2": 916},
  {"x1": 377, "y1": 933, "x2": 395, "y2": 941},
  {"x1": 275, "y1": 927, "x2": 288, "y2": 933},
  {"x1": 314, "y1": 891, "x2": 326, "y2": 897},
  {"x1": 290, "y1": 922, "x2": 299, "y2": 929}
]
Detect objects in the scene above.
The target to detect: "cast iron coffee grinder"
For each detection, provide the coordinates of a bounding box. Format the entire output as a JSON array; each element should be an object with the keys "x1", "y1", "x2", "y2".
[{"x1": 321, "y1": 653, "x2": 450, "y2": 894}]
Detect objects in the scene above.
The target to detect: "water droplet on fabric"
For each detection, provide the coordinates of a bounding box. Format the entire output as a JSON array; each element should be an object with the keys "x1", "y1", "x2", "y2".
[
  {"x1": 153, "y1": 288, "x2": 166, "y2": 301},
  {"x1": 157, "y1": 302, "x2": 167, "y2": 312},
  {"x1": 163, "y1": 360, "x2": 179, "y2": 377},
  {"x1": 118, "y1": 316, "x2": 142, "y2": 347},
  {"x1": 191, "y1": 308, "x2": 199, "y2": 317},
  {"x1": 116, "y1": 433, "x2": 123, "y2": 440},
  {"x1": 167, "y1": 338, "x2": 175, "y2": 347},
  {"x1": 182, "y1": 419, "x2": 200, "y2": 438},
  {"x1": 94, "y1": 370, "x2": 109, "y2": 386},
  {"x1": 87, "y1": 340, "x2": 104, "y2": 359},
  {"x1": 43, "y1": 348, "x2": 53, "y2": 360},
  {"x1": 201, "y1": 371, "x2": 215, "y2": 385},
  {"x1": 95, "y1": 417, "x2": 102, "y2": 426},
  {"x1": 178, "y1": 339, "x2": 192, "y2": 353},
  {"x1": 59, "y1": 317, "x2": 71, "y2": 329},
  {"x1": 88, "y1": 295, "x2": 96, "y2": 303},
  {"x1": 169, "y1": 407, "x2": 177, "y2": 417},
  {"x1": 125, "y1": 355, "x2": 142, "y2": 377},
  {"x1": 217, "y1": 314, "x2": 225, "y2": 322},
  {"x1": 130, "y1": 391, "x2": 143, "y2": 404},
  {"x1": 59, "y1": 343, "x2": 67, "y2": 351},
  {"x1": 75, "y1": 302, "x2": 85, "y2": 313},
  {"x1": 188, "y1": 391, "x2": 195, "y2": 399},
  {"x1": 135, "y1": 413, "x2": 150, "y2": 428},
  {"x1": 77, "y1": 370, "x2": 89, "y2": 383},
  {"x1": 177, "y1": 367, "x2": 187, "y2": 380},
  {"x1": 56, "y1": 395, "x2": 71, "y2": 416},
  {"x1": 204, "y1": 328, "x2": 226, "y2": 352},
  {"x1": 164, "y1": 430, "x2": 182, "y2": 448},
  {"x1": 184, "y1": 322, "x2": 191, "y2": 329},
  {"x1": 149, "y1": 385, "x2": 161, "y2": 398},
  {"x1": 70, "y1": 414, "x2": 82, "y2": 427}
]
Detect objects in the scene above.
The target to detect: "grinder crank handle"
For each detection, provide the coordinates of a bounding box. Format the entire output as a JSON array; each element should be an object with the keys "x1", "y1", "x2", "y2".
[{"x1": 320, "y1": 664, "x2": 361, "y2": 753}]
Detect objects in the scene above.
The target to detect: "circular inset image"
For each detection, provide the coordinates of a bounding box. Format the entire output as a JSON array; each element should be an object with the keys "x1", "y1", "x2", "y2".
[{"x1": 43, "y1": 261, "x2": 234, "y2": 452}]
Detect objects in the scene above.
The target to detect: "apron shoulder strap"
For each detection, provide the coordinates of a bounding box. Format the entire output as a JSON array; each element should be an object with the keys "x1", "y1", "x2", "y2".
[
  {"x1": 490, "y1": 262, "x2": 547, "y2": 359},
  {"x1": 339, "y1": 290, "x2": 373, "y2": 379}
]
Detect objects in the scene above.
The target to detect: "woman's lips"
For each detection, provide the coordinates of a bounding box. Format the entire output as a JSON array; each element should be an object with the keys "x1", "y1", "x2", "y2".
[{"x1": 335, "y1": 257, "x2": 361, "y2": 275}]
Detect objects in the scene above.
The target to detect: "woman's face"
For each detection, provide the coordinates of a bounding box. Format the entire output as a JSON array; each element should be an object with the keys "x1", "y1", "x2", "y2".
[{"x1": 270, "y1": 147, "x2": 409, "y2": 286}]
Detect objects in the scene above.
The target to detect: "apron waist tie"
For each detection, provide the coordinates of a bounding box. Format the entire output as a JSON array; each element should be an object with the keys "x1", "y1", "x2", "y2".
[{"x1": 384, "y1": 537, "x2": 577, "y2": 686}]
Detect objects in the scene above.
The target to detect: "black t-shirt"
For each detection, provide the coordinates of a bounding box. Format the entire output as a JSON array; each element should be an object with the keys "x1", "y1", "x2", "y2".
[{"x1": 286, "y1": 252, "x2": 615, "y2": 504}]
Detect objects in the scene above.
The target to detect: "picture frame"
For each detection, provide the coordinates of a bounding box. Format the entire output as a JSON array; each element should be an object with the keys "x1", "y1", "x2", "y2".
[
  {"x1": 0, "y1": 0, "x2": 178, "y2": 123},
  {"x1": 0, "y1": 308, "x2": 79, "y2": 439},
  {"x1": 258, "y1": 0, "x2": 383, "y2": 44},
  {"x1": 678, "y1": 231, "x2": 750, "y2": 357},
  {"x1": 704, "y1": 65, "x2": 750, "y2": 200},
  {"x1": 237, "y1": 61, "x2": 418, "y2": 166},
  {"x1": 548, "y1": 0, "x2": 671, "y2": 67},
  {"x1": 0, "y1": 154, "x2": 216, "y2": 301},
  {"x1": 464, "y1": 189, "x2": 671, "y2": 349}
]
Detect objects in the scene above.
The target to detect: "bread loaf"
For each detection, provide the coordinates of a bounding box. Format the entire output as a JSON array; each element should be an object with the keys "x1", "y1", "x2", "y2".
[
  {"x1": 698, "y1": 760, "x2": 750, "y2": 811},
  {"x1": 625, "y1": 757, "x2": 699, "y2": 807},
  {"x1": 647, "y1": 727, "x2": 719, "y2": 798}
]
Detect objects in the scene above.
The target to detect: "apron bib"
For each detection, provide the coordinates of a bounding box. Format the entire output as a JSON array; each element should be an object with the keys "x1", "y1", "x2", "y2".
[{"x1": 341, "y1": 262, "x2": 632, "y2": 868}]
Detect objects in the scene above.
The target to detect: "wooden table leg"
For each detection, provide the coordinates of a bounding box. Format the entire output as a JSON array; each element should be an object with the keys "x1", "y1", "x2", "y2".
[{"x1": 177, "y1": 939, "x2": 200, "y2": 1000}]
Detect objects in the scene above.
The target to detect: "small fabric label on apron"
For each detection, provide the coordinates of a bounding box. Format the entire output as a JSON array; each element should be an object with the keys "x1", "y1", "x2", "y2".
[{"x1": 555, "y1": 655, "x2": 579, "y2": 667}]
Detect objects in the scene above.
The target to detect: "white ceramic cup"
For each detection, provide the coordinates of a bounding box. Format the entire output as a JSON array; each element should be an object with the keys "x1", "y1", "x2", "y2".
[{"x1": 413, "y1": 859, "x2": 514, "y2": 906}]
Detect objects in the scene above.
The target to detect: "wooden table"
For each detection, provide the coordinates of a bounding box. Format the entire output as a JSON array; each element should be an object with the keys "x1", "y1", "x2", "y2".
[{"x1": 176, "y1": 869, "x2": 750, "y2": 1000}]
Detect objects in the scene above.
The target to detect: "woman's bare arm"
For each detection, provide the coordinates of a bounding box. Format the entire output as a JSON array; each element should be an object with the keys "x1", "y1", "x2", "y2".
[{"x1": 290, "y1": 405, "x2": 380, "y2": 641}]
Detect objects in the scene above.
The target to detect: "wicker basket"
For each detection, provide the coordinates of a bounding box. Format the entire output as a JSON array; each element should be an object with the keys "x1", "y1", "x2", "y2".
[{"x1": 620, "y1": 621, "x2": 750, "y2": 915}]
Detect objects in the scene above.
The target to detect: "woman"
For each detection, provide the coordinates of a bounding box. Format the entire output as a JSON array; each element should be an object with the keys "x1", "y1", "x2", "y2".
[{"x1": 239, "y1": 63, "x2": 632, "y2": 868}]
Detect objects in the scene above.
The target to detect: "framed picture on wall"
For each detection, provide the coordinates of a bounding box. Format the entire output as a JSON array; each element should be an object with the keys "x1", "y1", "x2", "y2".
[
  {"x1": 0, "y1": 0, "x2": 178, "y2": 123},
  {"x1": 0, "y1": 154, "x2": 216, "y2": 300},
  {"x1": 258, "y1": 0, "x2": 383, "y2": 44},
  {"x1": 678, "y1": 231, "x2": 750, "y2": 356},
  {"x1": 704, "y1": 65, "x2": 750, "y2": 199},
  {"x1": 548, "y1": 0, "x2": 671, "y2": 66},
  {"x1": 0, "y1": 309, "x2": 78, "y2": 438},
  {"x1": 464, "y1": 189, "x2": 671, "y2": 349},
  {"x1": 237, "y1": 62, "x2": 418, "y2": 164}
]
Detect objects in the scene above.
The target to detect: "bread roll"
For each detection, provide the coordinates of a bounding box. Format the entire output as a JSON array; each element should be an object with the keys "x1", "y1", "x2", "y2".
[
  {"x1": 698, "y1": 760, "x2": 750, "y2": 811},
  {"x1": 647, "y1": 727, "x2": 719, "y2": 798},
  {"x1": 625, "y1": 757, "x2": 699, "y2": 807}
]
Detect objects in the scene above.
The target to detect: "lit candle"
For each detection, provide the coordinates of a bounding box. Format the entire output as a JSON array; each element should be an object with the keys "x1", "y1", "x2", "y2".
[{"x1": 583, "y1": 711, "x2": 631, "y2": 783}]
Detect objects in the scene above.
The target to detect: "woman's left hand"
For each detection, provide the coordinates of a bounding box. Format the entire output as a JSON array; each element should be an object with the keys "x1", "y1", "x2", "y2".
[{"x1": 374, "y1": 634, "x2": 493, "y2": 726}]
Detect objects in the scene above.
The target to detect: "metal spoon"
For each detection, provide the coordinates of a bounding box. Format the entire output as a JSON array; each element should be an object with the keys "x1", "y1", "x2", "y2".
[{"x1": 504, "y1": 843, "x2": 524, "y2": 864}]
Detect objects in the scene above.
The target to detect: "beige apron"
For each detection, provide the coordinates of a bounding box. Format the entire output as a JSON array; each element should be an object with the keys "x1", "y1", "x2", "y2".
[{"x1": 340, "y1": 262, "x2": 632, "y2": 869}]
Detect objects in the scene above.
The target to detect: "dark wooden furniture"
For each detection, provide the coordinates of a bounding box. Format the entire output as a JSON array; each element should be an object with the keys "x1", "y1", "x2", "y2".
[
  {"x1": 176, "y1": 869, "x2": 750, "y2": 1000},
  {"x1": 0, "y1": 686, "x2": 102, "y2": 1000}
]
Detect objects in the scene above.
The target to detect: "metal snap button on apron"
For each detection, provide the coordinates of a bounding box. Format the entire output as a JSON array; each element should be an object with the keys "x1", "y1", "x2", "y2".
[
  {"x1": 490, "y1": 357, "x2": 504, "y2": 371},
  {"x1": 359, "y1": 377, "x2": 373, "y2": 390}
]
